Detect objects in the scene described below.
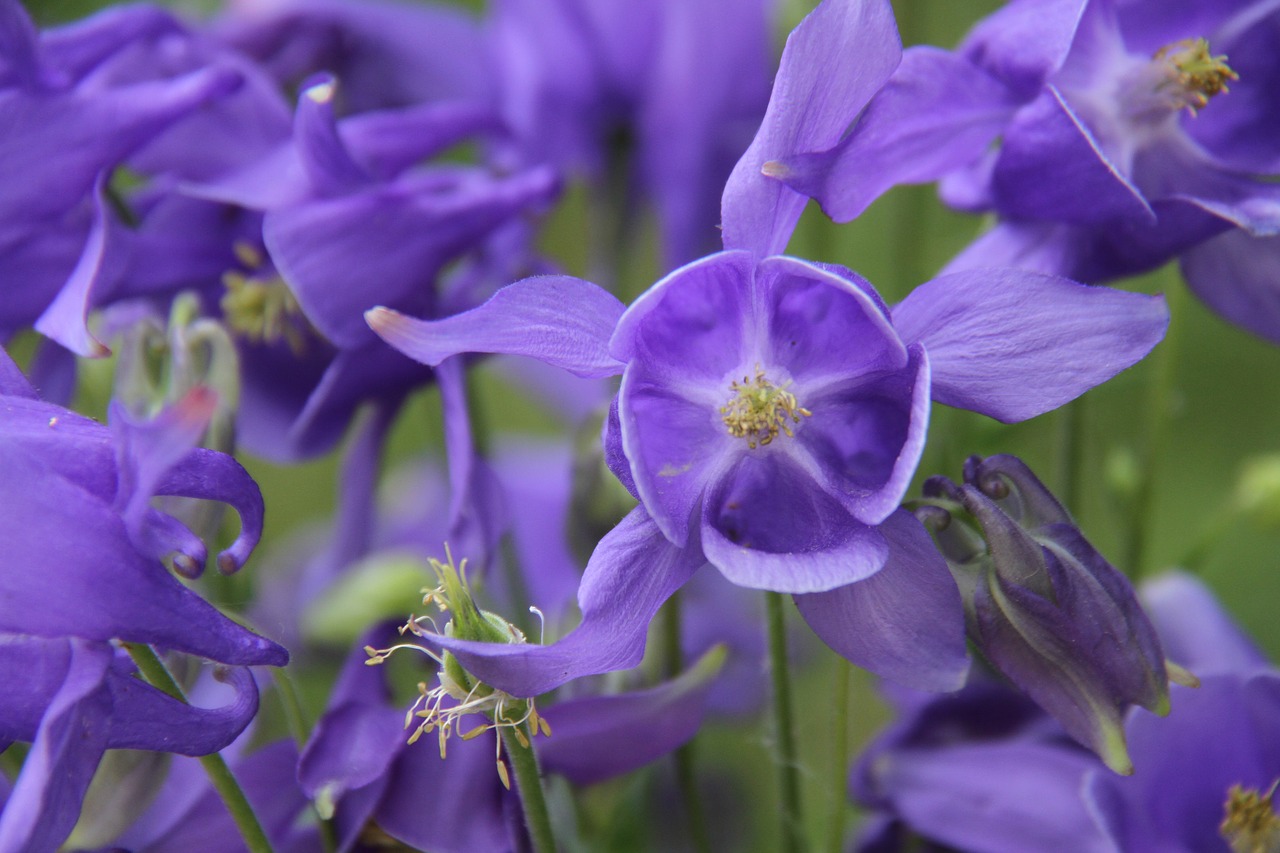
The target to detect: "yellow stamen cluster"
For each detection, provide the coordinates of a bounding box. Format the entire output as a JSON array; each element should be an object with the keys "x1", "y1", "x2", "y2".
[
  {"x1": 220, "y1": 242, "x2": 310, "y2": 354},
  {"x1": 1220, "y1": 781, "x2": 1280, "y2": 853},
  {"x1": 364, "y1": 548, "x2": 551, "y2": 789},
  {"x1": 1154, "y1": 38, "x2": 1238, "y2": 114},
  {"x1": 720, "y1": 366, "x2": 811, "y2": 449}
]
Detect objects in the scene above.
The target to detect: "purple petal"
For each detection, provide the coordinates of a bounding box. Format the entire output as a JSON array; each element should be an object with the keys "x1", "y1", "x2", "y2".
[
  {"x1": 341, "y1": 99, "x2": 501, "y2": 180},
  {"x1": 1140, "y1": 571, "x2": 1267, "y2": 675},
  {"x1": 122, "y1": 740, "x2": 314, "y2": 853},
  {"x1": 700, "y1": 453, "x2": 888, "y2": 593},
  {"x1": 1085, "y1": 673, "x2": 1280, "y2": 851},
  {"x1": 0, "y1": 0, "x2": 41, "y2": 89},
  {"x1": 611, "y1": 250, "x2": 753, "y2": 378},
  {"x1": 618, "y1": 360, "x2": 734, "y2": 546},
  {"x1": 109, "y1": 390, "x2": 217, "y2": 562},
  {"x1": 152, "y1": 447, "x2": 266, "y2": 575},
  {"x1": 770, "y1": 47, "x2": 1016, "y2": 222},
  {"x1": 0, "y1": 346, "x2": 37, "y2": 398},
  {"x1": 794, "y1": 344, "x2": 929, "y2": 526},
  {"x1": 1182, "y1": 227, "x2": 1280, "y2": 344},
  {"x1": 299, "y1": 688, "x2": 405, "y2": 805},
  {"x1": 870, "y1": 740, "x2": 1107, "y2": 852},
  {"x1": 759, "y1": 255, "x2": 905, "y2": 385},
  {"x1": 101, "y1": 662, "x2": 261, "y2": 756},
  {"x1": 0, "y1": 448, "x2": 286, "y2": 667},
  {"x1": 1180, "y1": 4, "x2": 1280, "y2": 174},
  {"x1": 795, "y1": 510, "x2": 968, "y2": 692},
  {"x1": 31, "y1": 179, "x2": 115, "y2": 358},
  {"x1": 430, "y1": 507, "x2": 705, "y2": 697},
  {"x1": 267, "y1": 165, "x2": 557, "y2": 350},
  {"x1": 374, "y1": 730, "x2": 510, "y2": 853},
  {"x1": 893, "y1": 269, "x2": 1169, "y2": 422},
  {"x1": 720, "y1": 0, "x2": 901, "y2": 257},
  {"x1": 368, "y1": 275, "x2": 625, "y2": 378},
  {"x1": 538, "y1": 646, "x2": 726, "y2": 786},
  {"x1": 1154, "y1": 140, "x2": 1280, "y2": 237},
  {"x1": 0, "y1": 65, "x2": 242, "y2": 223},
  {"x1": 637, "y1": 0, "x2": 771, "y2": 266},
  {"x1": 959, "y1": 0, "x2": 1088, "y2": 97},
  {"x1": 293, "y1": 75, "x2": 372, "y2": 196},
  {"x1": 0, "y1": 640, "x2": 111, "y2": 853},
  {"x1": 992, "y1": 88, "x2": 1154, "y2": 225}
]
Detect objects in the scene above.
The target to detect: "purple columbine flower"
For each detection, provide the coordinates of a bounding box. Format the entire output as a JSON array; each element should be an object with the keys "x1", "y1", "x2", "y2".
[
  {"x1": 298, "y1": 615, "x2": 725, "y2": 853},
  {"x1": 0, "y1": 639, "x2": 266, "y2": 853},
  {"x1": 180, "y1": 73, "x2": 554, "y2": 460},
  {"x1": 852, "y1": 572, "x2": 1280, "y2": 853},
  {"x1": 489, "y1": 0, "x2": 774, "y2": 267},
  {"x1": 365, "y1": 0, "x2": 1168, "y2": 698},
  {"x1": 0, "y1": 0, "x2": 249, "y2": 352},
  {"x1": 0, "y1": 347, "x2": 284, "y2": 665},
  {"x1": 0, "y1": 348, "x2": 285, "y2": 852},
  {"x1": 771, "y1": 0, "x2": 1280, "y2": 343},
  {"x1": 914, "y1": 455, "x2": 1180, "y2": 773}
]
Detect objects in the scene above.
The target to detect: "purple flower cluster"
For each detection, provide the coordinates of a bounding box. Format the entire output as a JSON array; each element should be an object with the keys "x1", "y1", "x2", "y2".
[{"x1": 2, "y1": 0, "x2": 1275, "y2": 849}]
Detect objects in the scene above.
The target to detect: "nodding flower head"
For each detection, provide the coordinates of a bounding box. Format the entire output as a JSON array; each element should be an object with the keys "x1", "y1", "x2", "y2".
[
  {"x1": 915, "y1": 455, "x2": 1179, "y2": 774},
  {"x1": 364, "y1": 547, "x2": 551, "y2": 788}
]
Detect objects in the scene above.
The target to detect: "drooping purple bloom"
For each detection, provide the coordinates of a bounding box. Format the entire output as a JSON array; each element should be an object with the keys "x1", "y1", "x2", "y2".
[
  {"x1": 297, "y1": 623, "x2": 724, "y2": 853},
  {"x1": 852, "y1": 572, "x2": 1280, "y2": 853},
  {"x1": 179, "y1": 73, "x2": 555, "y2": 460},
  {"x1": 0, "y1": 348, "x2": 284, "y2": 664},
  {"x1": 93, "y1": 739, "x2": 317, "y2": 853},
  {"x1": 0, "y1": 639, "x2": 266, "y2": 853},
  {"x1": 218, "y1": 0, "x2": 494, "y2": 114},
  {"x1": 0, "y1": 0, "x2": 254, "y2": 351},
  {"x1": 914, "y1": 455, "x2": 1173, "y2": 773},
  {"x1": 772, "y1": 0, "x2": 1280, "y2": 343},
  {"x1": 490, "y1": 0, "x2": 774, "y2": 267},
  {"x1": 366, "y1": 0, "x2": 1169, "y2": 699},
  {"x1": 0, "y1": 347, "x2": 285, "y2": 850}
]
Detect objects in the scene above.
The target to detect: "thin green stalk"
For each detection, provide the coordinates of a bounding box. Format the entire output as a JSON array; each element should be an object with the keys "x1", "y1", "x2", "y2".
[
  {"x1": 660, "y1": 594, "x2": 714, "y2": 853},
  {"x1": 825, "y1": 659, "x2": 853, "y2": 853},
  {"x1": 766, "y1": 591, "x2": 805, "y2": 853},
  {"x1": 499, "y1": 723, "x2": 557, "y2": 853},
  {"x1": 269, "y1": 668, "x2": 309, "y2": 747},
  {"x1": 1126, "y1": 270, "x2": 1185, "y2": 578},
  {"x1": 124, "y1": 644, "x2": 275, "y2": 853},
  {"x1": 1056, "y1": 395, "x2": 1087, "y2": 514}
]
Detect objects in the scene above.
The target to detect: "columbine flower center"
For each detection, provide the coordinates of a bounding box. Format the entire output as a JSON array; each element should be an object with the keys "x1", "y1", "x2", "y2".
[
  {"x1": 220, "y1": 243, "x2": 310, "y2": 354},
  {"x1": 720, "y1": 366, "x2": 811, "y2": 449},
  {"x1": 364, "y1": 548, "x2": 551, "y2": 789},
  {"x1": 1220, "y1": 781, "x2": 1280, "y2": 853},
  {"x1": 1136, "y1": 38, "x2": 1238, "y2": 118}
]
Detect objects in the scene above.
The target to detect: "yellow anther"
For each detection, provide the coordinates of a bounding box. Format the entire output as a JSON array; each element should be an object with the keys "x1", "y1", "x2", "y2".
[
  {"x1": 1154, "y1": 38, "x2": 1238, "y2": 114},
  {"x1": 232, "y1": 241, "x2": 263, "y2": 270},
  {"x1": 1221, "y1": 781, "x2": 1280, "y2": 853},
  {"x1": 720, "y1": 365, "x2": 812, "y2": 449},
  {"x1": 220, "y1": 271, "x2": 309, "y2": 354}
]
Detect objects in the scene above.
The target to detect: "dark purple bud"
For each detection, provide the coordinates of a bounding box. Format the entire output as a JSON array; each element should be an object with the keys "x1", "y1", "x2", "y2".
[{"x1": 920, "y1": 454, "x2": 1173, "y2": 774}]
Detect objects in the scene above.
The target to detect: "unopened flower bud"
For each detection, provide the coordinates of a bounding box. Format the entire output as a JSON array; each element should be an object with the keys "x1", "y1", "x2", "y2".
[{"x1": 917, "y1": 455, "x2": 1174, "y2": 774}]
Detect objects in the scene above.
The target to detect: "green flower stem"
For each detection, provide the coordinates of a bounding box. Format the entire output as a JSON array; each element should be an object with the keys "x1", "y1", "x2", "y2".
[
  {"x1": 825, "y1": 659, "x2": 853, "y2": 853},
  {"x1": 660, "y1": 593, "x2": 714, "y2": 853},
  {"x1": 1056, "y1": 394, "x2": 1087, "y2": 514},
  {"x1": 499, "y1": 722, "x2": 557, "y2": 853},
  {"x1": 766, "y1": 591, "x2": 805, "y2": 853},
  {"x1": 1126, "y1": 269, "x2": 1185, "y2": 578},
  {"x1": 124, "y1": 643, "x2": 275, "y2": 853}
]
